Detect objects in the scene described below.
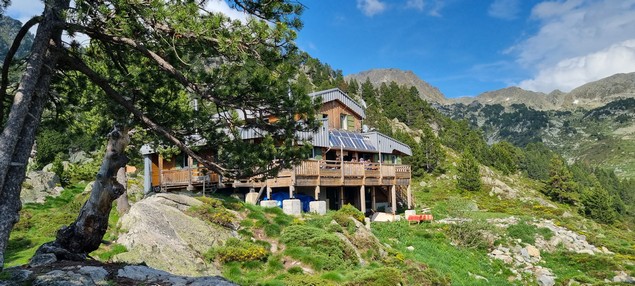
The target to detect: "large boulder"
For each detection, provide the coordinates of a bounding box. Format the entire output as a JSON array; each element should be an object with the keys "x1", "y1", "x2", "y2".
[
  {"x1": 21, "y1": 171, "x2": 63, "y2": 204},
  {"x1": 113, "y1": 193, "x2": 235, "y2": 276},
  {"x1": 69, "y1": 150, "x2": 93, "y2": 165}
]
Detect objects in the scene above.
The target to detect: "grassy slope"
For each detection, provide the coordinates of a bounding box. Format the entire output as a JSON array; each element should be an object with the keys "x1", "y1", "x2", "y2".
[
  {"x1": 5, "y1": 161, "x2": 635, "y2": 285},
  {"x1": 400, "y1": 149, "x2": 635, "y2": 285},
  {"x1": 5, "y1": 184, "x2": 86, "y2": 267},
  {"x1": 5, "y1": 183, "x2": 124, "y2": 267}
]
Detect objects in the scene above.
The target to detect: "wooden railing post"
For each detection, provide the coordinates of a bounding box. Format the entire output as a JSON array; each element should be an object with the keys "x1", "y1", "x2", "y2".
[{"x1": 340, "y1": 160, "x2": 344, "y2": 184}]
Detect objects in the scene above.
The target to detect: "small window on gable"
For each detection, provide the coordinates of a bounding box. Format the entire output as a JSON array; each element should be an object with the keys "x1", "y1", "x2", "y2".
[{"x1": 340, "y1": 114, "x2": 348, "y2": 130}]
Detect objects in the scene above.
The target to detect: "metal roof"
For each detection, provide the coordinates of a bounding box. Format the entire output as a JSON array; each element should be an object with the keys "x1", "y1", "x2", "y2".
[
  {"x1": 362, "y1": 132, "x2": 412, "y2": 156},
  {"x1": 309, "y1": 88, "x2": 365, "y2": 119}
]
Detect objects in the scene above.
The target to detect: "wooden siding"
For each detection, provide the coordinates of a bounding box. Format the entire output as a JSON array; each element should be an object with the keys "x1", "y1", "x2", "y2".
[{"x1": 319, "y1": 101, "x2": 362, "y2": 131}]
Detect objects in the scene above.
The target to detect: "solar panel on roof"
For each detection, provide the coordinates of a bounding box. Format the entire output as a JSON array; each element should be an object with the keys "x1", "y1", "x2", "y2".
[{"x1": 328, "y1": 130, "x2": 377, "y2": 151}]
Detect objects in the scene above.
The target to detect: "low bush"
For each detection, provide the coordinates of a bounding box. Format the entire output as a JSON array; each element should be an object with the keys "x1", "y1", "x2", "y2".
[
  {"x1": 187, "y1": 203, "x2": 237, "y2": 229},
  {"x1": 281, "y1": 225, "x2": 357, "y2": 270},
  {"x1": 206, "y1": 238, "x2": 269, "y2": 263},
  {"x1": 335, "y1": 204, "x2": 365, "y2": 224},
  {"x1": 506, "y1": 220, "x2": 552, "y2": 244},
  {"x1": 345, "y1": 267, "x2": 402, "y2": 286},
  {"x1": 445, "y1": 220, "x2": 494, "y2": 249}
]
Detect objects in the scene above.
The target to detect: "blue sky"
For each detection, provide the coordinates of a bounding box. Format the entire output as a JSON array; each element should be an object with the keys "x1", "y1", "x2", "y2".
[{"x1": 6, "y1": 0, "x2": 635, "y2": 98}]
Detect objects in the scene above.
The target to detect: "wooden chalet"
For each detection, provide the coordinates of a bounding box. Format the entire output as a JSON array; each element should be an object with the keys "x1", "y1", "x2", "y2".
[{"x1": 141, "y1": 88, "x2": 413, "y2": 214}]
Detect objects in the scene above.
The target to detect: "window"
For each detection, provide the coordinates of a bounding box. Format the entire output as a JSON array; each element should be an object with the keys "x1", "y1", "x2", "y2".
[{"x1": 340, "y1": 114, "x2": 348, "y2": 130}]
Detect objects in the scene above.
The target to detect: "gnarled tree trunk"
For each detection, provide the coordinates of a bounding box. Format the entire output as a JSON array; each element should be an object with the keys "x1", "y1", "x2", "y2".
[
  {"x1": 0, "y1": 0, "x2": 69, "y2": 269},
  {"x1": 34, "y1": 125, "x2": 129, "y2": 261}
]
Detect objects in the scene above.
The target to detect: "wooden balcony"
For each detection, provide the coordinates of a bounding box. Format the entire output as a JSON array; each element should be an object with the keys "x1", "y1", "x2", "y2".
[
  {"x1": 160, "y1": 168, "x2": 219, "y2": 190},
  {"x1": 269, "y1": 160, "x2": 411, "y2": 188},
  {"x1": 159, "y1": 160, "x2": 411, "y2": 190}
]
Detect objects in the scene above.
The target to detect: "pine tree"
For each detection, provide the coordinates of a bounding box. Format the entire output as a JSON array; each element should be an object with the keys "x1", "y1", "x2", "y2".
[
  {"x1": 457, "y1": 150, "x2": 482, "y2": 192},
  {"x1": 580, "y1": 177, "x2": 618, "y2": 224},
  {"x1": 542, "y1": 156, "x2": 579, "y2": 205}
]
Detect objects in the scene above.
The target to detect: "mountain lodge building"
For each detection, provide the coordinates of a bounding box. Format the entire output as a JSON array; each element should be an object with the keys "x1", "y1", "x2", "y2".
[{"x1": 140, "y1": 88, "x2": 413, "y2": 214}]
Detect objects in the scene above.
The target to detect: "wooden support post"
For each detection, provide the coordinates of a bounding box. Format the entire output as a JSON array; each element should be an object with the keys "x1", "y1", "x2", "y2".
[
  {"x1": 359, "y1": 185, "x2": 366, "y2": 213},
  {"x1": 371, "y1": 186, "x2": 376, "y2": 210},
  {"x1": 339, "y1": 186, "x2": 344, "y2": 209},
  {"x1": 314, "y1": 185, "x2": 320, "y2": 200},
  {"x1": 266, "y1": 184, "x2": 272, "y2": 200},
  {"x1": 407, "y1": 184, "x2": 412, "y2": 209},
  {"x1": 390, "y1": 185, "x2": 397, "y2": 215},
  {"x1": 289, "y1": 185, "x2": 295, "y2": 199},
  {"x1": 158, "y1": 154, "x2": 164, "y2": 191}
]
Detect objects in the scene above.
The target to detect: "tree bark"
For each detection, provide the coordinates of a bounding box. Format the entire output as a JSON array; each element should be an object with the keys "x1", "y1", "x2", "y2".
[
  {"x1": 34, "y1": 125, "x2": 129, "y2": 261},
  {"x1": 0, "y1": 0, "x2": 69, "y2": 269},
  {"x1": 115, "y1": 167, "x2": 131, "y2": 215}
]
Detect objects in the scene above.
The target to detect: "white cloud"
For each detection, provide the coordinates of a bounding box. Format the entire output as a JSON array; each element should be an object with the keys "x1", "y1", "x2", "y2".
[
  {"x1": 406, "y1": 0, "x2": 425, "y2": 11},
  {"x1": 512, "y1": 0, "x2": 635, "y2": 92},
  {"x1": 519, "y1": 39, "x2": 635, "y2": 92},
  {"x1": 357, "y1": 0, "x2": 387, "y2": 17},
  {"x1": 204, "y1": 0, "x2": 250, "y2": 23},
  {"x1": 488, "y1": 0, "x2": 521, "y2": 20}
]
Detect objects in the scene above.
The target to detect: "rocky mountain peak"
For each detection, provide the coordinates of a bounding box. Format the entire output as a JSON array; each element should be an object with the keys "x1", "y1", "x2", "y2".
[{"x1": 345, "y1": 68, "x2": 446, "y2": 104}]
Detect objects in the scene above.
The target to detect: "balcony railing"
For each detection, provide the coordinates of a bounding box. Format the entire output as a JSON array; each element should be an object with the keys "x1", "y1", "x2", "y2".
[{"x1": 160, "y1": 160, "x2": 411, "y2": 189}]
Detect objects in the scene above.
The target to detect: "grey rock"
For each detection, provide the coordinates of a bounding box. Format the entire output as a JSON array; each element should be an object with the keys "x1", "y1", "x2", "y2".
[
  {"x1": 406, "y1": 246, "x2": 415, "y2": 251},
  {"x1": 117, "y1": 265, "x2": 172, "y2": 281},
  {"x1": 32, "y1": 270, "x2": 92, "y2": 286},
  {"x1": 113, "y1": 194, "x2": 233, "y2": 276},
  {"x1": 535, "y1": 268, "x2": 556, "y2": 286},
  {"x1": 576, "y1": 249, "x2": 595, "y2": 255},
  {"x1": 117, "y1": 265, "x2": 236, "y2": 285},
  {"x1": 69, "y1": 151, "x2": 93, "y2": 164},
  {"x1": 21, "y1": 171, "x2": 62, "y2": 204},
  {"x1": 612, "y1": 271, "x2": 635, "y2": 283},
  {"x1": 0, "y1": 267, "x2": 33, "y2": 284},
  {"x1": 77, "y1": 266, "x2": 108, "y2": 284},
  {"x1": 29, "y1": 253, "x2": 57, "y2": 267}
]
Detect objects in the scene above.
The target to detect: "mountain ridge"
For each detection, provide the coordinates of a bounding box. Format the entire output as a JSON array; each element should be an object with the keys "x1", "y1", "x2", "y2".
[{"x1": 346, "y1": 68, "x2": 635, "y2": 111}]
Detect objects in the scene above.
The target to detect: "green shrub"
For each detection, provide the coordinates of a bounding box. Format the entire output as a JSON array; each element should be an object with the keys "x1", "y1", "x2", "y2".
[
  {"x1": 445, "y1": 220, "x2": 494, "y2": 249},
  {"x1": 206, "y1": 238, "x2": 269, "y2": 263},
  {"x1": 287, "y1": 266, "x2": 303, "y2": 274},
  {"x1": 507, "y1": 221, "x2": 538, "y2": 244},
  {"x1": 187, "y1": 204, "x2": 237, "y2": 229},
  {"x1": 345, "y1": 267, "x2": 402, "y2": 286},
  {"x1": 281, "y1": 225, "x2": 357, "y2": 270},
  {"x1": 336, "y1": 204, "x2": 365, "y2": 223},
  {"x1": 282, "y1": 274, "x2": 335, "y2": 286},
  {"x1": 403, "y1": 266, "x2": 452, "y2": 286},
  {"x1": 537, "y1": 227, "x2": 554, "y2": 241}
]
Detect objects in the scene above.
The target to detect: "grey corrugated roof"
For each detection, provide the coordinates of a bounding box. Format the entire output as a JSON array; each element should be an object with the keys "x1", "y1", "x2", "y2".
[
  {"x1": 362, "y1": 132, "x2": 412, "y2": 156},
  {"x1": 309, "y1": 88, "x2": 366, "y2": 119}
]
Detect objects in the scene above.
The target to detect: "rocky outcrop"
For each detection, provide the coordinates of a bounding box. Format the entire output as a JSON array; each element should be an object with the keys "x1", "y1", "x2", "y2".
[
  {"x1": 113, "y1": 193, "x2": 235, "y2": 276},
  {"x1": 0, "y1": 262, "x2": 236, "y2": 286},
  {"x1": 486, "y1": 217, "x2": 616, "y2": 285},
  {"x1": 20, "y1": 171, "x2": 63, "y2": 204}
]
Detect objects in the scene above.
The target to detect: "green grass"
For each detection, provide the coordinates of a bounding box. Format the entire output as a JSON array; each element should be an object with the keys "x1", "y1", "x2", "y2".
[
  {"x1": 5, "y1": 183, "x2": 87, "y2": 267},
  {"x1": 372, "y1": 221, "x2": 513, "y2": 285},
  {"x1": 542, "y1": 251, "x2": 624, "y2": 284}
]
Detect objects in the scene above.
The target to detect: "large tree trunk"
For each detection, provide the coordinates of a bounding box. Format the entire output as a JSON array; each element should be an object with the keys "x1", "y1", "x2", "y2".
[
  {"x1": 0, "y1": 0, "x2": 69, "y2": 269},
  {"x1": 34, "y1": 126, "x2": 129, "y2": 261}
]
